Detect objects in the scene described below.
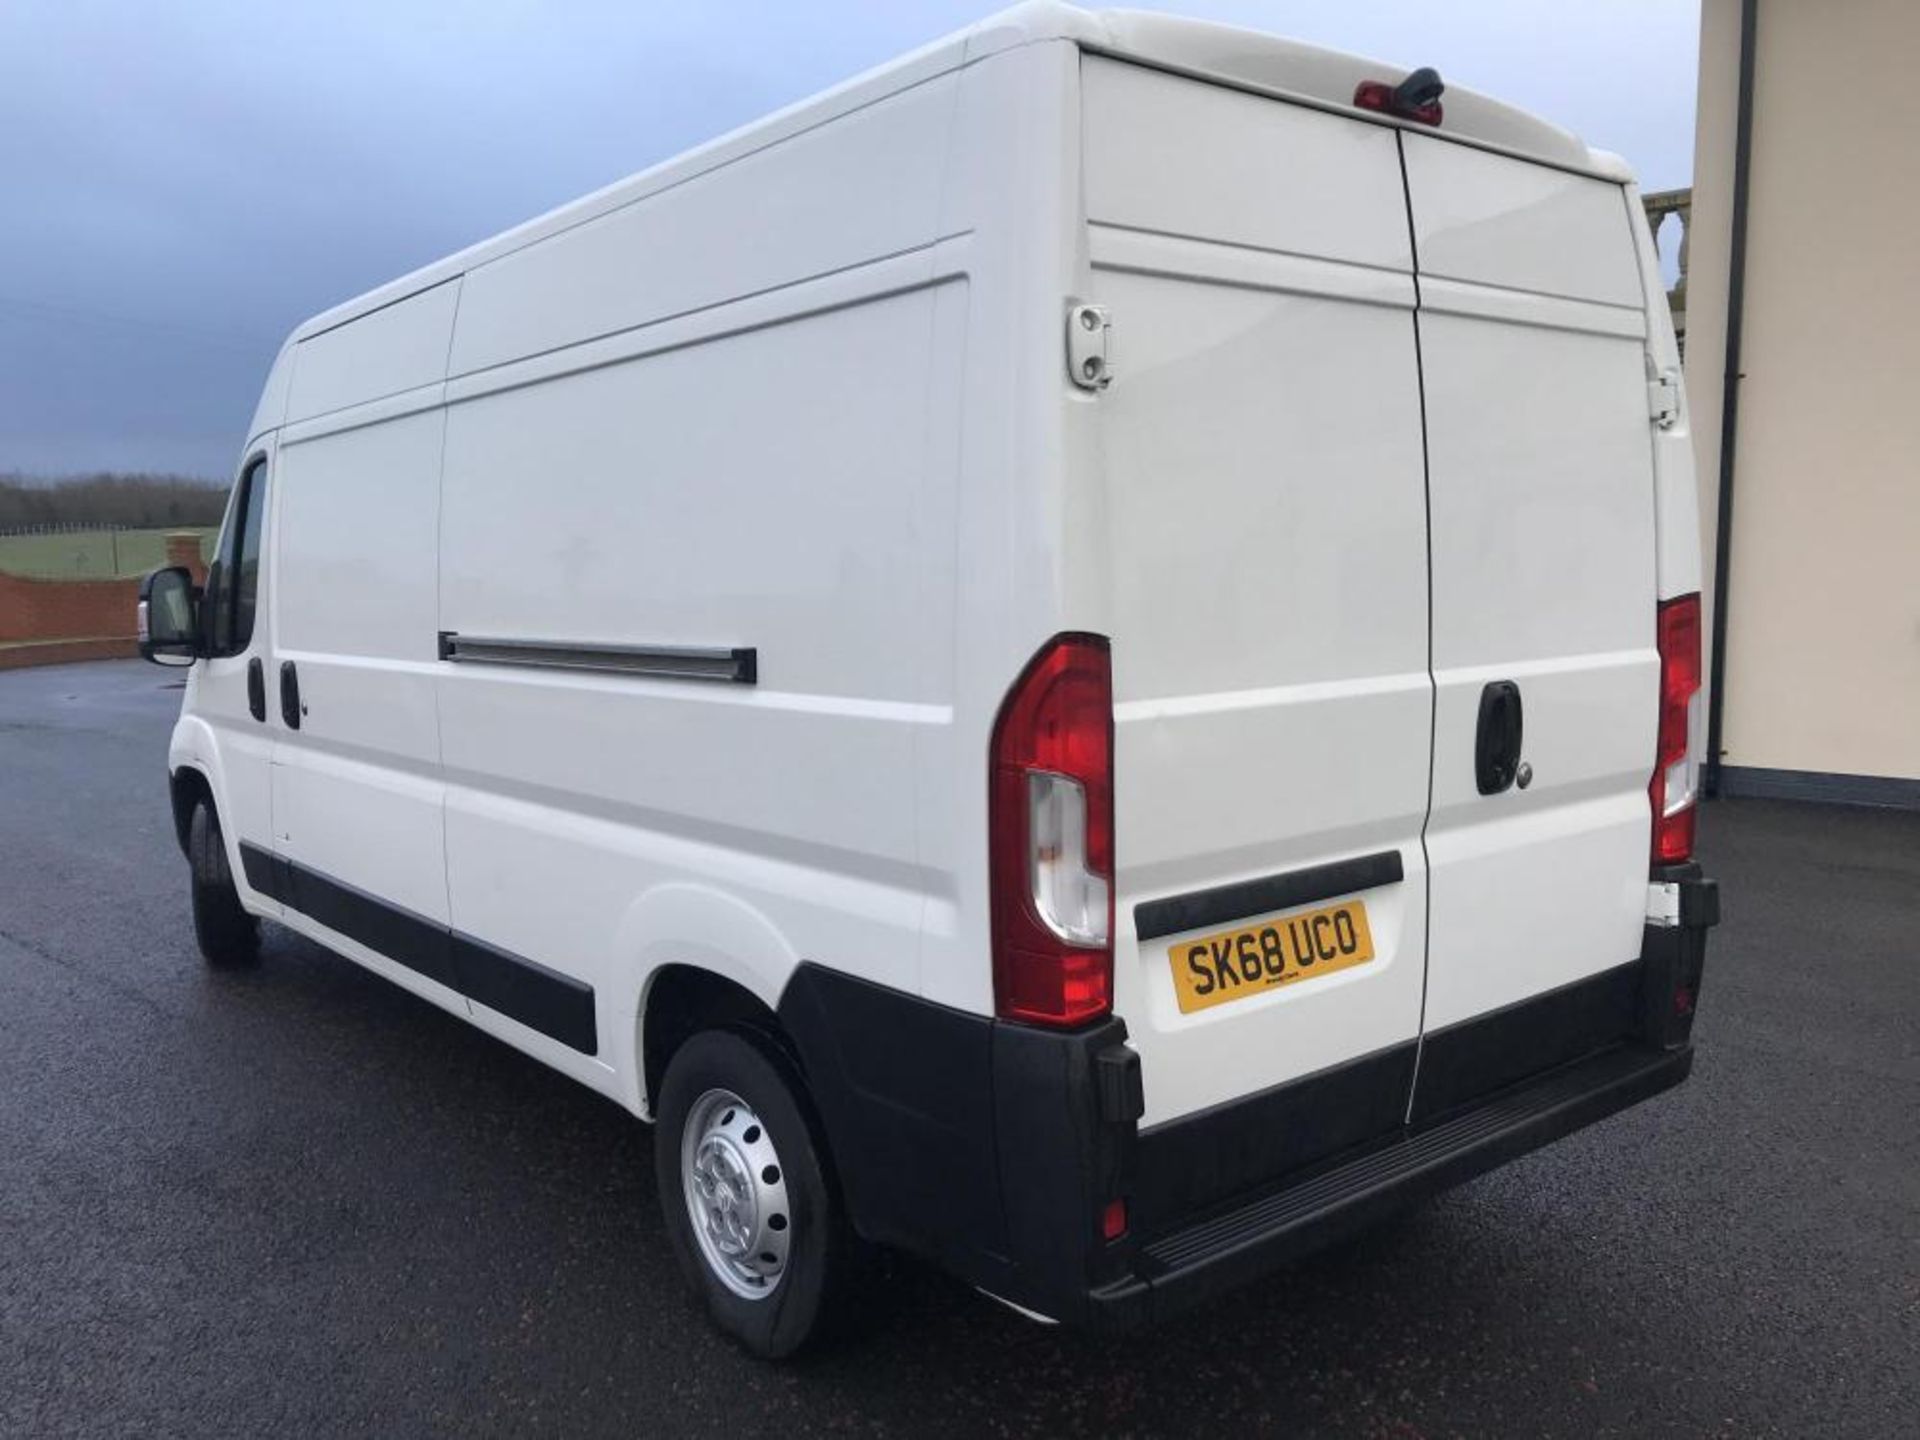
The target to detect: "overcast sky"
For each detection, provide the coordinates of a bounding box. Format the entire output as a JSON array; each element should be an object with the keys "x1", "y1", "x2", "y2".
[{"x1": 1, "y1": 1, "x2": 1699, "y2": 480}]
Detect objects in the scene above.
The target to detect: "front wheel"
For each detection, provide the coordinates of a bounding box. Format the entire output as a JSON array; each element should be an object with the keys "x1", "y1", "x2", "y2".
[
  {"x1": 187, "y1": 798, "x2": 259, "y2": 968},
  {"x1": 653, "y1": 1028, "x2": 850, "y2": 1359}
]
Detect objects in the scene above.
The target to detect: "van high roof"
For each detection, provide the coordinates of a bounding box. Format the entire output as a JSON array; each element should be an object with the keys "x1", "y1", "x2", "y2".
[{"x1": 283, "y1": 1, "x2": 1620, "y2": 352}]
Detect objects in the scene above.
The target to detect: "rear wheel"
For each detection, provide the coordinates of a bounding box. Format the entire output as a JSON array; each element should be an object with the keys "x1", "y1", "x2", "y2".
[
  {"x1": 654, "y1": 1028, "x2": 849, "y2": 1359},
  {"x1": 188, "y1": 798, "x2": 259, "y2": 968}
]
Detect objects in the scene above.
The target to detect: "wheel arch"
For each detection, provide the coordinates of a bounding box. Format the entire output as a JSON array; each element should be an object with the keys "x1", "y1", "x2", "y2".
[
  {"x1": 169, "y1": 764, "x2": 215, "y2": 856},
  {"x1": 640, "y1": 965, "x2": 794, "y2": 1120},
  {"x1": 614, "y1": 882, "x2": 803, "y2": 1118}
]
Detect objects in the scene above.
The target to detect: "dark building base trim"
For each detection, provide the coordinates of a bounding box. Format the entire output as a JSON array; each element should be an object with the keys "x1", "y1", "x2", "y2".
[{"x1": 1717, "y1": 766, "x2": 1920, "y2": 810}]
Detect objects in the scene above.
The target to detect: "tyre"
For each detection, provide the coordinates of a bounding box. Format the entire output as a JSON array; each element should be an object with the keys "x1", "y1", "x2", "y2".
[
  {"x1": 188, "y1": 798, "x2": 260, "y2": 968},
  {"x1": 654, "y1": 1028, "x2": 850, "y2": 1359}
]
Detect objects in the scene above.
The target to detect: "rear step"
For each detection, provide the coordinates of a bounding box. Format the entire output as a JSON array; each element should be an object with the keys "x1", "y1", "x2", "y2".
[{"x1": 1091, "y1": 1042, "x2": 1692, "y2": 1330}]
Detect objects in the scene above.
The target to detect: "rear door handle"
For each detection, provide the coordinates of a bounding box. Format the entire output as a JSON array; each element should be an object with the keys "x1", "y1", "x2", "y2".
[
  {"x1": 246, "y1": 657, "x2": 266, "y2": 722},
  {"x1": 278, "y1": 660, "x2": 302, "y2": 731},
  {"x1": 1475, "y1": 680, "x2": 1523, "y2": 795}
]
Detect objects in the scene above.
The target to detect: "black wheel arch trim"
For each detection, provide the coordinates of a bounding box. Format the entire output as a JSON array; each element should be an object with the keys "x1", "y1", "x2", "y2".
[{"x1": 168, "y1": 765, "x2": 215, "y2": 857}]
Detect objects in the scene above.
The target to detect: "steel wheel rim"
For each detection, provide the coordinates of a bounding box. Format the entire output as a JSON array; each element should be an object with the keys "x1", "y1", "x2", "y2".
[{"x1": 680, "y1": 1087, "x2": 791, "y2": 1301}]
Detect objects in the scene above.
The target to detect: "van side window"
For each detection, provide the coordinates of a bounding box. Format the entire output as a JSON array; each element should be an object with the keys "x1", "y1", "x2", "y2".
[
  {"x1": 231, "y1": 461, "x2": 268, "y2": 651},
  {"x1": 205, "y1": 459, "x2": 268, "y2": 657}
]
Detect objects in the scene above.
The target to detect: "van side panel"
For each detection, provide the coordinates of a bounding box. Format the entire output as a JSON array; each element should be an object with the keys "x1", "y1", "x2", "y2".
[
  {"x1": 270, "y1": 402, "x2": 457, "y2": 1007},
  {"x1": 284, "y1": 281, "x2": 460, "y2": 424},
  {"x1": 436, "y1": 283, "x2": 960, "y2": 1088},
  {"x1": 1405, "y1": 135, "x2": 1658, "y2": 1035},
  {"x1": 446, "y1": 76, "x2": 957, "y2": 377},
  {"x1": 267, "y1": 274, "x2": 463, "y2": 967}
]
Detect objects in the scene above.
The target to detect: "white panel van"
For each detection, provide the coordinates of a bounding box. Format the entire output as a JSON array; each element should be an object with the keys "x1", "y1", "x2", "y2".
[{"x1": 138, "y1": 3, "x2": 1719, "y2": 1357}]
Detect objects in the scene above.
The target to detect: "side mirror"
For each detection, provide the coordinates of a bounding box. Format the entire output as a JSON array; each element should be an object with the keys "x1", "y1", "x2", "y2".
[{"x1": 138, "y1": 566, "x2": 200, "y2": 667}]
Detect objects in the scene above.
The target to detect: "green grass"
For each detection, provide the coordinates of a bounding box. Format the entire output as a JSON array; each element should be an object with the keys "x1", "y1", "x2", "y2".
[{"x1": 0, "y1": 528, "x2": 217, "y2": 580}]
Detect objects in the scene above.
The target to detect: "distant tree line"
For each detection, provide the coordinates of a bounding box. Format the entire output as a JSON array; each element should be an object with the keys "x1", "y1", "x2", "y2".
[{"x1": 0, "y1": 473, "x2": 229, "y2": 531}]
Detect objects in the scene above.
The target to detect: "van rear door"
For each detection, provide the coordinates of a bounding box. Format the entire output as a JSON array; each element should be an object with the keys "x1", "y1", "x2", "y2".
[
  {"x1": 1402, "y1": 135, "x2": 1659, "y2": 1117},
  {"x1": 1082, "y1": 59, "x2": 1433, "y2": 1195}
]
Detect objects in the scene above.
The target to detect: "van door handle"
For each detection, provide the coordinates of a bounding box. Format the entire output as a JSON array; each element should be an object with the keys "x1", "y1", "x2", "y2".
[
  {"x1": 1474, "y1": 680, "x2": 1523, "y2": 795},
  {"x1": 246, "y1": 657, "x2": 266, "y2": 722},
  {"x1": 278, "y1": 660, "x2": 302, "y2": 731}
]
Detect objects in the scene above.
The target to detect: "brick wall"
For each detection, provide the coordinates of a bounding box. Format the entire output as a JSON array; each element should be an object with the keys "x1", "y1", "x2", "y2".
[
  {"x1": 0, "y1": 637, "x2": 137, "y2": 670},
  {"x1": 164, "y1": 531, "x2": 210, "y2": 586},
  {"x1": 0, "y1": 531, "x2": 209, "y2": 668},
  {"x1": 0, "y1": 573, "x2": 138, "y2": 644}
]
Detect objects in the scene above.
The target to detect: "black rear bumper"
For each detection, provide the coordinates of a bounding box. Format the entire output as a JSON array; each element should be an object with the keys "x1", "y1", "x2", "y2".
[
  {"x1": 1089, "y1": 1039, "x2": 1691, "y2": 1330},
  {"x1": 778, "y1": 870, "x2": 1717, "y2": 1329}
]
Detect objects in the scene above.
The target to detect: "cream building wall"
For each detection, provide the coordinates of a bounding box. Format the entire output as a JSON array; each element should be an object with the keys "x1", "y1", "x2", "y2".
[{"x1": 1687, "y1": 0, "x2": 1920, "y2": 800}]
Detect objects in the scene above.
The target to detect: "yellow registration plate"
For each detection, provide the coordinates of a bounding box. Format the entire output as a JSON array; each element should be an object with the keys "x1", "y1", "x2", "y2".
[{"x1": 1167, "y1": 899, "x2": 1376, "y2": 1015}]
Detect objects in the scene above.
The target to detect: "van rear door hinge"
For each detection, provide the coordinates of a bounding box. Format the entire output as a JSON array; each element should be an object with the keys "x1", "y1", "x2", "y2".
[
  {"x1": 1067, "y1": 302, "x2": 1112, "y2": 391},
  {"x1": 1647, "y1": 370, "x2": 1679, "y2": 429}
]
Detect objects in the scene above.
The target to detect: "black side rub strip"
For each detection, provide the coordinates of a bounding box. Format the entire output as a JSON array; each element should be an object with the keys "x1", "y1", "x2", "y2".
[
  {"x1": 238, "y1": 842, "x2": 596, "y2": 1054},
  {"x1": 438, "y1": 631, "x2": 756, "y2": 685},
  {"x1": 452, "y1": 930, "x2": 596, "y2": 1052},
  {"x1": 1134, "y1": 850, "x2": 1405, "y2": 943}
]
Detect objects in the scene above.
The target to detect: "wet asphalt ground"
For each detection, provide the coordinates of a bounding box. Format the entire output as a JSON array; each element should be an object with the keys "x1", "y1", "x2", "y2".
[{"x1": 1, "y1": 659, "x2": 1915, "y2": 1438}]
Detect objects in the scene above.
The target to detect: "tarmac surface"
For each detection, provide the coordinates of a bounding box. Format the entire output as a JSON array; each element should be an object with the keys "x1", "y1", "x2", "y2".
[{"x1": 2, "y1": 659, "x2": 1915, "y2": 1437}]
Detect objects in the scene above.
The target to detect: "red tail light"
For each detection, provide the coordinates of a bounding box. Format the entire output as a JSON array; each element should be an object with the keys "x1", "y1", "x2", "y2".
[
  {"x1": 1650, "y1": 594, "x2": 1703, "y2": 865},
  {"x1": 989, "y1": 634, "x2": 1114, "y2": 1027}
]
